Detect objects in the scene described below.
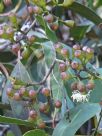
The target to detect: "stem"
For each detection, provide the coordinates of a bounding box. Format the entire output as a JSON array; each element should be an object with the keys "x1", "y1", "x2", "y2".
[
  {"x1": 27, "y1": 59, "x2": 56, "y2": 86},
  {"x1": 94, "y1": 108, "x2": 102, "y2": 136}
]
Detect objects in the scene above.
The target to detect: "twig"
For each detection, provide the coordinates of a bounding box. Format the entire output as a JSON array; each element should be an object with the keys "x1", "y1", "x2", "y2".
[
  {"x1": 27, "y1": 59, "x2": 56, "y2": 86},
  {"x1": 0, "y1": 0, "x2": 22, "y2": 17},
  {"x1": 94, "y1": 108, "x2": 102, "y2": 136},
  {"x1": 0, "y1": 63, "x2": 9, "y2": 79}
]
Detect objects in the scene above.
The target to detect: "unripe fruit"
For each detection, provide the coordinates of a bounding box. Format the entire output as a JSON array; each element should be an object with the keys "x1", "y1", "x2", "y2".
[
  {"x1": 71, "y1": 61, "x2": 79, "y2": 70},
  {"x1": 59, "y1": 63, "x2": 66, "y2": 72},
  {"x1": 13, "y1": 92, "x2": 21, "y2": 101},
  {"x1": 38, "y1": 121, "x2": 46, "y2": 129},
  {"x1": 73, "y1": 44, "x2": 80, "y2": 50},
  {"x1": 28, "y1": 6, "x2": 33, "y2": 14},
  {"x1": 41, "y1": 88, "x2": 50, "y2": 97},
  {"x1": 21, "y1": 47, "x2": 30, "y2": 59},
  {"x1": 44, "y1": 14, "x2": 54, "y2": 23},
  {"x1": 29, "y1": 90, "x2": 37, "y2": 98},
  {"x1": 86, "y1": 80, "x2": 95, "y2": 90},
  {"x1": 86, "y1": 48, "x2": 94, "y2": 54},
  {"x1": 74, "y1": 50, "x2": 82, "y2": 58},
  {"x1": 71, "y1": 82, "x2": 78, "y2": 91},
  {"x1": 50, "y1": 22, "x2": 59, "y2": 31},
  {"x1": 33, "y1": 6, "x2": 42, "y2": 14},
  {"x1": 19, "y1": 87, "x2": 26, "y2": 96},
  {"x1": 55, "y1": 100, "x2": 62, "y2": 108},
  {"x1": 39, "y1": 103, "x2": 48, "y2": 113},
  {"x1": 77, "y1": 82, "x2": 86, "y2": 92},
  {"x1": 12, "y1": 43, "x2": 20, "y2": 55},
  {"x1": 61, "y1": 72, "x2": 69, "y2": 80},
  {"x1": 54, "y1": 42, "x2": 62, "y2": 52},
  {"x1": 29, "y1": 110, "x2": 37, "y2": 119},
  {"x1": 61, "y1": 48, "x2": 69, "y2": 57},
  {"x1": 28, "y1": 35, "x2": 36, "y2": 43},
  {"x1": 6, "y1": 87, "x2": 12, "y2": 97}
]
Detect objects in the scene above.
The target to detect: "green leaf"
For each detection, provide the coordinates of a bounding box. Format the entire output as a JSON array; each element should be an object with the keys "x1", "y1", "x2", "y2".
[
  {"x1": 68, "y1": 2, "x2": 102, "y2": 25},
  {"x1": 36, "y1": 15, "x2": 58, "y2": 42},
  {"x1": 0, "y1": 115, "x2": 33, "y2": 126},
  {"x1": 70, "y1": 25, "x2": 89, "y2": 41},
  {"x1": 53, "y1": 103, "x2": 101, "y2": 136},
  {"x1": 89, "y1": 68, "x2": 102, "y2": 103},
  {"x1": 23, "y1": 129, "x2": 47, "y2": 136},
  {"x1": 2, "y1": 60, "x2": 33, "y2": 118}
]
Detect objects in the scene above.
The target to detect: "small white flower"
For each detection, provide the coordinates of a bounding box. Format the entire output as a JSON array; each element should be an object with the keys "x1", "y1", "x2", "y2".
[{"x1": 71, "y1": 90, "x2": 90, "y2": 102}]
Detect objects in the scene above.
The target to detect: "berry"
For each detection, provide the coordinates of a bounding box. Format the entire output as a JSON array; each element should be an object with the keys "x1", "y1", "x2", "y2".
[
  {"x1": 41, "y1": 88, "x2": 50, "y2": 97},
  {"x1": 77, "y1": 82, "x2": 86, "y2": 92},
  {"x1": 6, "y1": 87, "x2": 12, "y2": 97},
  {"x1": 29, "y1": 110, "x2": 37, "y2": 119},
  {"x1": 61, "y1": 48, "x2": 69, "y2": 57},
  {"x1": 74, "y1": 50, "x2": 82, "y2": 58},
  {"x1": 13, "y1": 92, "x2": 21, "y2": 101},
  {"x1": 73, "y1": 44, "x2": 80, "y2": 50},
  {"x1": 29, "y1": 90, "x2": 37, "y2": 98},
  {"x1": 28, "y1": 35, "x2": 36, "y2": 43},
  {"x1": 39, "y1": 103, "x2": 48, "y2": 113},
  {"x1": 12, "y1": 43, "x2": 20, "y2": 55},
  {"x1": 86, "y1": 80, "x2": 95, "y2": 90},
  {"x1": 44, "y1": 14, "x2": 54, "y2": 23},
  {"x1": 55, "y1": 100, "x2": 62, "y2": 108},
  {"x1": 61, "y1": 72, "x2": 69, "y2": 80},
  {"x1": 86, "y1": 48, "x2": 94, "y2": 54},
  {"x1": 71, "y1": 61, "x2": 79, "y2": 70},
  {"x1": 55, "y1": 42, "x2": 62, "y2": 52},
  {"x1": 33, "y1": 6, "x2": 42, "y2": 14},
  {"x1": 71, "y1": 82, "x2": 78, "y2": 91},
  {"x1": 59, "y1": 63, "x2": 66, "y2": 72},
  {"x1": 38, "y1": 121, "x2": 46, "y2": 129},
  {"x1": 50, "y1": 22, "x2": 59, "y2": 31},
  {"x1": 19, "y1": 87, "x2": 26, "y2": 96},
  {"x1": 28, "y1": 6, "x2": 33, "y2": 14}
]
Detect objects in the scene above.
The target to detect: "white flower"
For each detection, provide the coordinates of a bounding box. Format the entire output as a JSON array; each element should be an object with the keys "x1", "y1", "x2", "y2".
[{"x1": 71, "y1": 90, "x2": 90, "y2": 102}]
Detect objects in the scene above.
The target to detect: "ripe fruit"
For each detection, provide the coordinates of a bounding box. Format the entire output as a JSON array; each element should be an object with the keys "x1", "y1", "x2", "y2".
[
  {"x1": 11, "y1": 43, "x2": 20, "y2": 55},
  {"x1": 41, "y1": 88, "x2": 50, "y2": 97},
  {"x1": 13, "y1": 92, "x2": 21, "y2": 101},
  {"x1": 33, "y1": 6, "x2": 42, "y2": 14},
  {"x1": 73, "y1": 44, "x2": 80, "y2": 50},
  {"x1": 59, "y1": 63, "x2": 66, "y2": 72},
  {"x1": 71, "y1": 61, "x2": 79, "y2": 70},
  {"x1": 50, "y1": 22, "x2": 59, "y2": 31},
  {"x1": 19, "y1": 87, "x2": 26, "y2": 96},
  {"x1": 38, "y1": 121, "x2": 46, "y2": 129},
  {"x1": 27, "y1": 6, "x2": 33, "y2": 14},
  {"x1": 44, "y1": 14, "x2": 54, "y2": 23},
  {"x1": 71, "y1": 82, "x2": 78, "y2": 91},
  {"x1": 29, "y1": 110, "x2": 37, "y2": 119},
  {"x1": 28, "y1": 35, "x2": 36, "y2": 43},
  {"x1": 77, "y1": 82, "x2": 86, "y2": 92},
  {"x1": 55, "y1": 100, "x2": 62, "y2": 108},
  {"x1": 29, "y1": 90, "x2": 37, "y2": 98},
  {"x1": 86, "y1": 80, "x2": 95, "y2": 90},
  {"x1": 61, "y1": 48, "x2": 69, "y2": 57},
  {"x1": 74, "y1": 50, "x2": 82, "y2": 58},
  {"x1": 6, "y1": 87, "x2": 12, "y2": 97},
  {"x1": 61, "y1": 72, "x2": 69, "y2": 80},
  {"x1": 39, "y1": 103, "x2": 48, "y2": 113}
]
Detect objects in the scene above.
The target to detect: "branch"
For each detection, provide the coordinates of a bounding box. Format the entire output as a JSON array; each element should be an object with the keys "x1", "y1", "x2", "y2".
[
  {"x1": 27, "y1": 59, "x2": 56, "y2": 86},
  {"x1": 0, "y1": 63, "x2": 9, "y2": 79},
  {"x1": 94, "y1": 108, "x2": 102, "y2": 136}
]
